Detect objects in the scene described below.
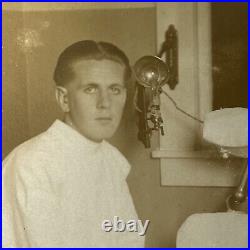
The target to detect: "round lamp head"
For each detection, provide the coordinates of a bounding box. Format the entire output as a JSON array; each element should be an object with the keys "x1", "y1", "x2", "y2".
[{"x1": 134, "y1": 56, "x2": 169, "y2": 87}]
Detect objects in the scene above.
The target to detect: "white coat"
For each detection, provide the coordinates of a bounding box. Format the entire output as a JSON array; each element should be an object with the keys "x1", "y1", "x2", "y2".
[{"x1": 2, "y1": 120, "x2": 144, "y2": 247}]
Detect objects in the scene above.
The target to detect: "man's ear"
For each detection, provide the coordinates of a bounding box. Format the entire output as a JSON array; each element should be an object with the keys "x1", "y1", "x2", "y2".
[{"x1": 55, "y1": 86, "x2": 70, "y2": 112}]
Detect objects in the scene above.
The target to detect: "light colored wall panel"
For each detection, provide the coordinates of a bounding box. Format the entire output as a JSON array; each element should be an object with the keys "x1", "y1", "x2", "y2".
[{"x1": 156, "y1": 3, "x2": 243, "y2": 187}]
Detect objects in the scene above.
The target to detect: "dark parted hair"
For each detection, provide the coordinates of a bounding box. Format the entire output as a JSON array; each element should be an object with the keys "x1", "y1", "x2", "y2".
[{"x1": 53, "y1": 40, "x2": 132, "y2": 86}]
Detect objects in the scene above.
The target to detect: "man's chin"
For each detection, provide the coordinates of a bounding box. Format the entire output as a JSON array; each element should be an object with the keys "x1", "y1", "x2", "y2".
[{"x1": 89, "y1": 130, "x2": 116, "y2": 142}]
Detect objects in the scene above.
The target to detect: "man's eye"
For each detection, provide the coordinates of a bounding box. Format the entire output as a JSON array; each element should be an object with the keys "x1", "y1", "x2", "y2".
[
  {"x1": 110, "y1": 86, "x2": 122, "y2": 95},
  {"x1": 84, "y1": 86, "x2": 97, "y2": 94}
]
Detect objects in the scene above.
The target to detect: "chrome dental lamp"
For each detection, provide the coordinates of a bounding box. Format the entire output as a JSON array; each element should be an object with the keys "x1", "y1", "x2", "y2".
[
  {"x1": 133, "y1": 25, "x2": 203, "y2": 148},
  {"x1": 134, "y1": 56, "x2": 169, "y2": 148},
  {"x1": 133, "y1": 25, "x2": 180, "y2": 148}
]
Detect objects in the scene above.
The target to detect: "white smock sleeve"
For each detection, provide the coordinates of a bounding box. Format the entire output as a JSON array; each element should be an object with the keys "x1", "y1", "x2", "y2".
[{"x1": 2, "y1": 149, "x2": 64, "y2": 247}]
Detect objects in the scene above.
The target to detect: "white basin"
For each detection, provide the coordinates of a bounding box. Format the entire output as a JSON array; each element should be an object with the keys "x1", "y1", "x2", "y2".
[
  {"x1": 177, "y1": 212, "x2": 248, "y2": 248},
  {"x1": 203, "y1": 108, "x2": 248, "y2": 150}
]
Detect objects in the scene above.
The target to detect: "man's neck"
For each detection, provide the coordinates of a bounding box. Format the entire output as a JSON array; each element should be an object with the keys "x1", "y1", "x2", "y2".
[{"x1": 63, "y1": 114, "x2": 103, "y2": 144}]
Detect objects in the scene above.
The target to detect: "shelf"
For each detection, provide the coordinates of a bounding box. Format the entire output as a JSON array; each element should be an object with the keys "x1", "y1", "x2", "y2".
[
  {"x1": 152, "y1": 149, "x2": 243, "y2": 187},
  {"x1": 152, "y1": 150, "x2": 220, "y2": 159}
]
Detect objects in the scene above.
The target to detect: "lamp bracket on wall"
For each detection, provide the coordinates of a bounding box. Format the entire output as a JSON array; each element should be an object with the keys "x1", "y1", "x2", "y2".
[
  {"x1": 157, "y1": 24, "x2": 178, "y2": 90},
  {"x1": 133, "y1": 25, "x2": 204, "y2": 148},
  {"x1": 133, "y1": 24, "x2": 178, "y2": 148}
]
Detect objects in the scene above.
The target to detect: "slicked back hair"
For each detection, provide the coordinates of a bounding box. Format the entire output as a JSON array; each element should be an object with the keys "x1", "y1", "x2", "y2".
[{"x1": 53, "y1": 40, "x2": 132, "y2": 87}]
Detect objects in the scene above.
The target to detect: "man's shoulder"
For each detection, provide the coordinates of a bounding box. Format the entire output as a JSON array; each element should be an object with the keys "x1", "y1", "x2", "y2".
[
  {"x1": 4, "y1": 133, "x2": 43, "y2": 159},
  {"x1": 3, "y1": 123, "x2": 59, "y2": 169},
  {"x1": 2, "y1": 124, "x2": 65, "y2": 194}
]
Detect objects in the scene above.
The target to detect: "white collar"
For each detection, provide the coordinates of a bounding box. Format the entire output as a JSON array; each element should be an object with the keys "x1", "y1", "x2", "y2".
[{"x1": 48, "y1": 119, "x2": 106, "y2": 152}]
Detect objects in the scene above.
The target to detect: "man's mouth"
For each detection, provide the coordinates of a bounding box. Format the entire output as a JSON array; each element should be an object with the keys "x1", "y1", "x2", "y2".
[
  {"x1": 95, "y1": 117, "x2": 112, "y2": 124},
  {"x1": 95, "y1": 117, "x2": 112, "y2": 121}
]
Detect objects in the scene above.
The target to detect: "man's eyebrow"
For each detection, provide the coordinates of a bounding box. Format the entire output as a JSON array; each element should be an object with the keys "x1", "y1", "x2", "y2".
[
  {"x1": 76, "y1": 82, "x2": 125, "y2": 89},
  {"x1": 77, "y1": 82, "x2": 99, "y2": 88},
  {"x1": 109, "y1": 83, "x2": 125, "y2": 87}
]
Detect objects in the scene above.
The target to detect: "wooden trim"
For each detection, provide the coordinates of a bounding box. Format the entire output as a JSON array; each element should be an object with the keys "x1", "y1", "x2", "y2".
[{"x1": 2, "y1": 2, "x2": 156, "y2": 12}]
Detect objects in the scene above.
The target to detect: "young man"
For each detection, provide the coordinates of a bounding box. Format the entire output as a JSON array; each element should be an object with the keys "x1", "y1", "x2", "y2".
[{"x1": 2, "y1": 40, "x2": 145, "y2": 247}]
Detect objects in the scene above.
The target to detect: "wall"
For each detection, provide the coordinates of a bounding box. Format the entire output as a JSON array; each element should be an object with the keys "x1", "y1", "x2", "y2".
[
  {"x1": 3, "y1": 4, "x2": 238, "y2": 248},
  {"x1": 2, "y1": 11, "x2": 29, "y2": 158}
]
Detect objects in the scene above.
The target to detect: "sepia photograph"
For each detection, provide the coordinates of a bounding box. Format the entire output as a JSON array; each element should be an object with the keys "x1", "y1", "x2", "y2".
[{"x1": 2, "y1": 2, "x2": 248, "y2": 248}]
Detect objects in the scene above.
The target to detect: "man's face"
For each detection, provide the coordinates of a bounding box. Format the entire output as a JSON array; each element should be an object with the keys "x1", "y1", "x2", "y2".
[{"x1": 66, "y1": 59, "x2": 127, "y2": 142}]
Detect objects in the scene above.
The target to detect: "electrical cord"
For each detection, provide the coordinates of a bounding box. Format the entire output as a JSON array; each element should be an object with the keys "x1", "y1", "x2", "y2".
[
  {"x1": 133, "y1": 82, "x2": 204, "y2": 124},
  {"x1": 161, "y1": 89, "x2": 204, "y2": 124}
]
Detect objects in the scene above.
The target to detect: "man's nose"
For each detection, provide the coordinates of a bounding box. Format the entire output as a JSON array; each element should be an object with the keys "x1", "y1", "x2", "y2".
[{"x1": 96, "y1": 90, "x2": 111, "y2": 109}]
